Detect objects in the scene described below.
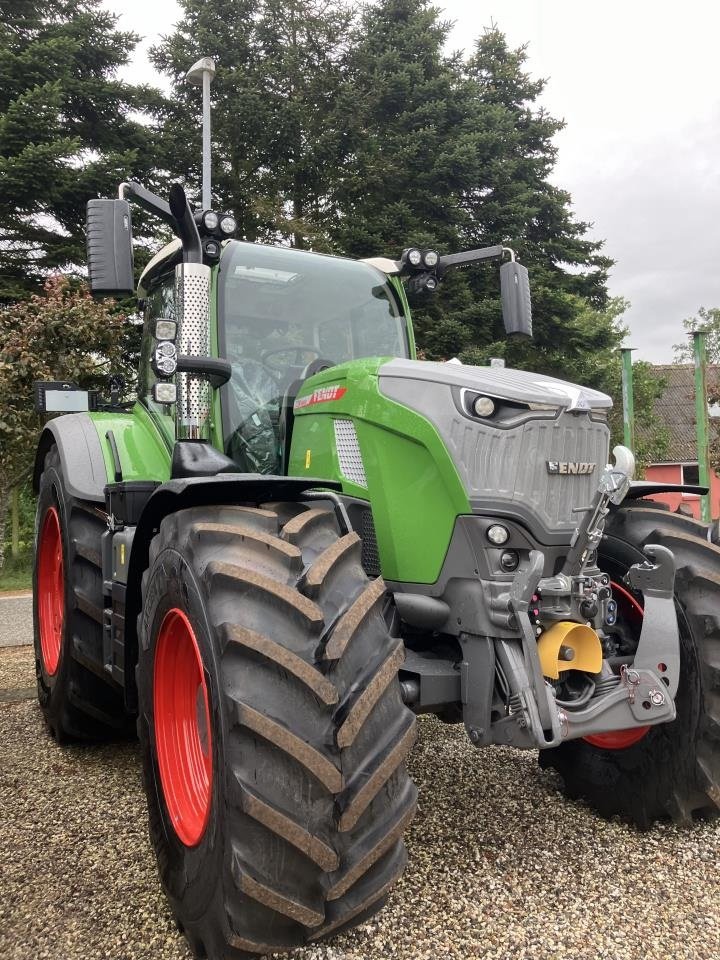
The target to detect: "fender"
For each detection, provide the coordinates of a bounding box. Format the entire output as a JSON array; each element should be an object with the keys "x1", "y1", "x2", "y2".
[
  {"x1": 624, "y1": 480, "x2": 709, "y2": 499},
  {"x1": 33, "y1": 413, "x2": 108, "y2": 501},
  {"x1": 121, "y1": 474, "x2": 342, "y2": 709}
]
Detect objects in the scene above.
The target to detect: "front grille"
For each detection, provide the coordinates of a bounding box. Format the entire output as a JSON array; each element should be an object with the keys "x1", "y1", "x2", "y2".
[
  {"x1": 445, "y1": 411, "x2": 610, "y2": 533},
  {"x1": 334, "y1": 418, "x2": 367, "y2": 487}
]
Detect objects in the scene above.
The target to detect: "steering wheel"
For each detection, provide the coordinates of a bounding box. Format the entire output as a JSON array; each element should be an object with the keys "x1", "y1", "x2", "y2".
[
  {"x1": 300, "y1": 357, "x2": 337, "y2": 379},
  {"x1": 260, "y1": 345, "x2": 321, "y2": 374}
]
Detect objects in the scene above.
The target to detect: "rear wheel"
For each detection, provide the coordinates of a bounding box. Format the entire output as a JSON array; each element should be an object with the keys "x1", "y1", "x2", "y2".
[
  {"x1": 540, "y1": 506, "x2": 720, "y2": 827},
  {"x1": 137, "y1": 503, "x2": 417, "y2": 958},
  {"x1": 34, "y1": 445, "x2": 129, "y2": 741}
]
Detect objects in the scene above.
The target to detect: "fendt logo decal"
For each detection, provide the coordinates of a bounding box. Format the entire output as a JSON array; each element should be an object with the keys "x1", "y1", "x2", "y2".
[
  {"x1": 294, "y1": 385, "x2": 347, "y2": 410},
  {"x1": 547, "y1": 461, "x2": 597, "y2": 475}
]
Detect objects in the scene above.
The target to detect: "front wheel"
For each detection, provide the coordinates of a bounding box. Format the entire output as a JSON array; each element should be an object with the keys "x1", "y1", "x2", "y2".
[
  {"x1": 540, "y1": 505, "x2": 720, "y2": 827},
  {"x1": 137, "y1": 503, "x2": 417, "y2": 958}
]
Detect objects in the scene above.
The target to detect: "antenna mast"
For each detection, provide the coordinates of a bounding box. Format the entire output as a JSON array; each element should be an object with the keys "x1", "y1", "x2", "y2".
[{"x1": 185, "y1": 57, "x2": 216, "y2": 210}]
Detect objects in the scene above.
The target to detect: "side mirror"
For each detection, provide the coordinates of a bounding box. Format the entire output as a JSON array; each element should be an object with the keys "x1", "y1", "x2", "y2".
[
  {"x1": 86, "y1": 199, "x2": 135, "y2": 297},
  {"x1": 500, "y1": 260, "x2": 532, "y2": 338}
]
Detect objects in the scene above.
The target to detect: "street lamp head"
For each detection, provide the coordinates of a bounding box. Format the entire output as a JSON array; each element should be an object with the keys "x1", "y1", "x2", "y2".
[{"x1": 186, "y1": 57, "x2": 216, "y2": 86}]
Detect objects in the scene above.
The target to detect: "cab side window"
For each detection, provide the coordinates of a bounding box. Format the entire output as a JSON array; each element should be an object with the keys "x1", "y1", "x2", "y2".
[{"x1": 140, "y1": 273, "x2": 177, "y2": 445}]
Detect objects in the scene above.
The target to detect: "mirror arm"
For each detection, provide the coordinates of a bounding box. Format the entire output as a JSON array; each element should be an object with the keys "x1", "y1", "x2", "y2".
[
  {"x1": 436, "y1": 244, "x2": 505, "y2": 277},
  {"x1": 118, "y1": 181, "x2": 203, "y2": 265},
  {"x1": 119, "y1": 181, "x2": 174, "y2": 226}
]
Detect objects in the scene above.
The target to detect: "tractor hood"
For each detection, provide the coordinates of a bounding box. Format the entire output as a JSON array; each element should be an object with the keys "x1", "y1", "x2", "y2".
[{"x1": 377, "y1": 359, "x2": 612, "y2": 412}]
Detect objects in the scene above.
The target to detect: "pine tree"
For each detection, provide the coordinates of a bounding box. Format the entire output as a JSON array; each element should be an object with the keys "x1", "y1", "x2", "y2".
[
  {"x1": 330, "y1": 0, "x2": 469, "y2": 256},
  {"x1": 0, "y1": 0, "x2": 161, "y2": 301},
  {"x1": 150, "y1": 0, "x2": 353, "y2": 247},
  {"x1": 453, "y1": 27, "x2": 613, "y2": 382}
]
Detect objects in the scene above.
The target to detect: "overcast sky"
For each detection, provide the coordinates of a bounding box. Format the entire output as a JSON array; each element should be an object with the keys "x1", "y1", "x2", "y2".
[{"x1": 106, "y1": 0, "x2": 720, "y2": 363}]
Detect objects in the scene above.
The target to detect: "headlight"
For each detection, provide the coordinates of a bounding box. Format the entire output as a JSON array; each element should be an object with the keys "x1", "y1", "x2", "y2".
[
  {"x1": 156, "y1": 340, "x2": 176, "y2": 358},
  {"x1": 154, "y1": 340, "x2": 177, "y2": 376},
  {"x1": 202, "y1": 210, "x2": 219, "y2": 231},
  {"x1": 219, "y1": 214, "x2": 237, "y2": 235},
  {"x1": 473, "y1": 395, "x2": 496, "y2": 418}
]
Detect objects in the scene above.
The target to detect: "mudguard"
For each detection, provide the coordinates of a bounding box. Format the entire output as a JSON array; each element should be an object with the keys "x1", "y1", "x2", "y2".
[
  {"x1": 625, "y1": 480, "x2": 708, "y2": 499},
  {"x1": 121, "y1": 474, "x2": 342, "y2": 708},
  {"x1": 33, "y1": 413, "x2": 108, "y2": 502}
]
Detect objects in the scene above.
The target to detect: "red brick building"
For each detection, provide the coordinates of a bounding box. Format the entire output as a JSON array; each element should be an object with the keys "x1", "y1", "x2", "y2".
[{"x1": 642, "y1": 364, "x2": 720, "y2": 519}]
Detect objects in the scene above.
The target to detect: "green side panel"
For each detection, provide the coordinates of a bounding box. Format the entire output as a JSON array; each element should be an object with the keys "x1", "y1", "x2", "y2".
[
  {"x1": 289, "y1": 359, "x2": 470, "y2": 583},
  {"x1": 90, "y1": 403, "x2": 172, "y2": 484}
]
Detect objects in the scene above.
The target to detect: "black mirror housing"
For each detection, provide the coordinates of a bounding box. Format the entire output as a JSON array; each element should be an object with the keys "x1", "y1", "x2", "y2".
[
  {"x1": 500, "y1": 260, "x2": 532, "y2": 338},
  {"x1": 86, "y1": 199, "x2": 135, "y2": 297}
]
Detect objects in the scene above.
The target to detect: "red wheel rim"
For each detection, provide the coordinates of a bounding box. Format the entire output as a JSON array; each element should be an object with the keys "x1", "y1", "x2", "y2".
[
  {"x1": 584, "y1": 580, "x2": 651, "y2": 750},
  {"x1": 37, "y1": 507, "x2": 64, "y2": 676},
  {"x1": 154, "y1": 608, "x2": 213, "y2": 846}
]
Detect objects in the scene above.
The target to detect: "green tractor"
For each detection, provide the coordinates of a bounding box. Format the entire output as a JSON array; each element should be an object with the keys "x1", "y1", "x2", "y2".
[{"x1": 32, "y1": 91, "x2": 720, "y2": 960}]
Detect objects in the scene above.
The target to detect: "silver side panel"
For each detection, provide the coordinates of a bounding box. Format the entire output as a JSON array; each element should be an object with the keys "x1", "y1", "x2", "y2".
[{"x1": 175, "y1": 261, "x2": 212, "y2": 439}]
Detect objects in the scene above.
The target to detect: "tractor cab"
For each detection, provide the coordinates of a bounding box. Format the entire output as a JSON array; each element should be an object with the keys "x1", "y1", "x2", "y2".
[
  {"x1": 216, "y1": 241, "x2": 412, "y2": 473},
  {"x1": 138, "y1": 237, "x2": 413, "y2": 475}
]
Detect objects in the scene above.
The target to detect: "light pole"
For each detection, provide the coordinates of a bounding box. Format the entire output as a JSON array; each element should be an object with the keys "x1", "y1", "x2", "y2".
[
  {"x1": 692, "y1": 329, "x2": 712, "y2": 523},
  {"x1": 620, "y1": 347, "x2": 636, "y2": 452},
  {"x1": 186, "y1": 57, "x2": 216, "y2": 210}
]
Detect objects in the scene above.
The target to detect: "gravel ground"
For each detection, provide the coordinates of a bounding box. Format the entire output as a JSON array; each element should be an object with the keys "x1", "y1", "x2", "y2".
[
  {"x1": 0, "y1": 644, "x2": 35, "y2": 692},
  {"x1": 2, "y1": 643, "x2": 720, "y2": 960}
]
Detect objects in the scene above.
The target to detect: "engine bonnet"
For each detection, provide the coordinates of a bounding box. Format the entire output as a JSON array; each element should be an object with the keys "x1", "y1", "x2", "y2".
[{"x1": 377, "y1": 359, "x2": 612, "y2": 412}]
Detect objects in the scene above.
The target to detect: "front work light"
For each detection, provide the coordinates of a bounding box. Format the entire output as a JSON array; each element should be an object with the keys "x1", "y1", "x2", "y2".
[
  {"x1": 423, "y1": 249, "x2": 439, "y2": 268},
  {"x1": 219, "y1": 214, "x2": 237, "y2": 235},
  {"x1": 407, "y1": 248, "x2": 422, "y2": 267},
  {"x1": 154, "y1": 382, "x2": 177, "y2": 404},
  {"x1": 155, "y1": 319, "x2": 177, "y2": 340},
  {"x1": 202, "y1": 210, "x2": 219, "y2": 231}
]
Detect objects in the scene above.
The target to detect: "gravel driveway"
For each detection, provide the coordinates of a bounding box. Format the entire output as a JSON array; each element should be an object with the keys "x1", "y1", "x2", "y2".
[{"x1": 2, "y1": 639, "x2": 719, "y2": 960}]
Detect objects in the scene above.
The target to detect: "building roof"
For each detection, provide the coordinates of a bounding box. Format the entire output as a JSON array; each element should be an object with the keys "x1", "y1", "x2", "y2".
[{"x1": 643, "y1": 364, "x2": 719, "y2": 463}]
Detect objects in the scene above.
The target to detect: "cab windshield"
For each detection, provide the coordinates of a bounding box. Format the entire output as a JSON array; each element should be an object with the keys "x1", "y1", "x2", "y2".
[{"x1": 217, "y1": 241, "x2": 410, "y2": 473}]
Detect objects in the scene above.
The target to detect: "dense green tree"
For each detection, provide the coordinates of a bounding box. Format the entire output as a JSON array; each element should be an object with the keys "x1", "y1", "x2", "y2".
[
  {"x1": 673, "y1": 307, "x2": 720, "y2": 363},
  {"x1": 150, "y1": 0, "x2": 353, "y2": 246},
  {"x1": 333, "y1": 9, "x2": 612, "y2": 381},
  {"x1": 0, "y1": 0, "x2": 161, "y2": 300},
  {"x1": 0, "y1": 277, "x2": 133, "y2": 569},
  {"x1": 453, "y1": 27, "x2": 612, "y2": 378}
]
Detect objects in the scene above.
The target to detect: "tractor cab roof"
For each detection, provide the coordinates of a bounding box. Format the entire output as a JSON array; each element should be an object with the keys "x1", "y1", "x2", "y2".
[{"x1": 137, "y1": 239, "x2": 399, "y2": 298}]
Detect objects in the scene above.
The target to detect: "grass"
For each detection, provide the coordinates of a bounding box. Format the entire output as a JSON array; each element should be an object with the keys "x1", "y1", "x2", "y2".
[{"x1": 0, "y1": 552, "x2": 32, "y2": 592}]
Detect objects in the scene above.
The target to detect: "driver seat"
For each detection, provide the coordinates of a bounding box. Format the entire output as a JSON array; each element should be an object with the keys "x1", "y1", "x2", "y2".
[{"x1": 277, "y1": 358, "x2": 335, "y2": 473}]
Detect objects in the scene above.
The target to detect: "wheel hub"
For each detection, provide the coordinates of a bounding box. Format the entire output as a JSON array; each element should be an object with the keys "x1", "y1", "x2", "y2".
[
  {"x1": 154, "y1": 608, "x2": 213, "y2": 846},
  {"x1": 37, "y1": 506, "x2": 64, "y2": 676}
]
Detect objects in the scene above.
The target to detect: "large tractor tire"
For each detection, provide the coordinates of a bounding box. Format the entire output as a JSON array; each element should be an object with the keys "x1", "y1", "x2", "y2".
[
  {"x1": 34, "y1": 445, "x2": 129, "y2": 741},
  {"x1": 137, "y1": 503, "x2": 417, "y2": 958},
  {"x1": 540, "y1": 505, "x2": 720, "y2": 828}
]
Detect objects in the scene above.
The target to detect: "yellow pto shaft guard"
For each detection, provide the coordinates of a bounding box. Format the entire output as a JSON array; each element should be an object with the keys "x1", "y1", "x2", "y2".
[{"x1": 536, "y1": 621, "x2": 603, "y2": 679}]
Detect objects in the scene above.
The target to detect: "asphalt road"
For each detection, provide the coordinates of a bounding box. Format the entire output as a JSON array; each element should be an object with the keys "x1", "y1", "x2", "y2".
[
  {"x1": 0, "y1": 594, "x2": 33, "y2": 648},
  {"x1": 2, "y1": 607, "x2": 720, "y2": 960}
]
